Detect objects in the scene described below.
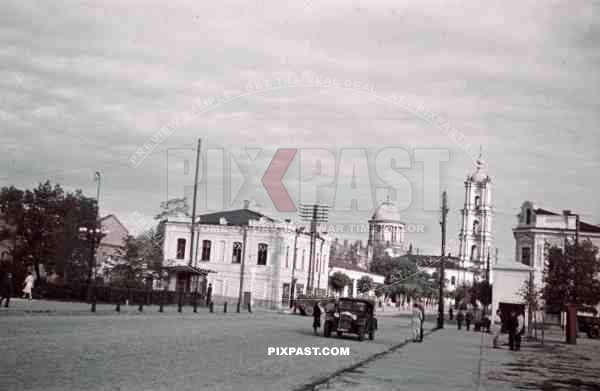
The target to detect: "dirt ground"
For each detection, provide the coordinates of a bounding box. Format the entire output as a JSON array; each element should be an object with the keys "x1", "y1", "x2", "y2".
[{"x1": 487, "y1": 328, "x2": 600, "y2": 390}]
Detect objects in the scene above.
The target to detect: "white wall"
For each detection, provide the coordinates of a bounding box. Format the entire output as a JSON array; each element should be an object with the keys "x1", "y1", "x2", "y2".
[
  {"x1": 491, "y1": 266, "x2": 529, "y2": 318},
  {"x1": 163, "y1": 220, "x2": 332, "y2": 306}
]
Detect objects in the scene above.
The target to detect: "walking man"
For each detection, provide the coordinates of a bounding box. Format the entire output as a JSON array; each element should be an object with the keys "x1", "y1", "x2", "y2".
[
  {"x1": 493, "y1": 309, "x2": 503, "y2": 348},
  {"x1": 457, "y1": 309, "x2": 465, "y2": 330},
  {"x1": 0, "y1": 270, "x2": 12, "y2": 307},
  {"x1": 507, "y1": 310, "x2": 518, "y2": 351},
  {"x1": 312, "y1": 301, "x2": 322, "y2": 336},
  {"x1": 465, "y1": 308, "x2": 473, "y2": 331},
  {"x1": 411, "y1": 303, "x2": 423, "y2": 342},
  {"x1": 515, "y1": 311, "x2": 525, "y2": 351},
  {"x1": 206, "y1": 283, "x2": 213, "y2": 306}
]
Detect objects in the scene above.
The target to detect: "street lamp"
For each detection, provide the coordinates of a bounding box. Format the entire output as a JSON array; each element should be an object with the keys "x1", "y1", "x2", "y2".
[{"x1": 79, "y1": 226, "x2": 105, "y2": 312}]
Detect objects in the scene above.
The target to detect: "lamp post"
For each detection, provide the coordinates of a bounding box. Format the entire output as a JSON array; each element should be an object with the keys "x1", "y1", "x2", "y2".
[{"x1": 79, "y1": 226, "x2": 104, "y2": 312}]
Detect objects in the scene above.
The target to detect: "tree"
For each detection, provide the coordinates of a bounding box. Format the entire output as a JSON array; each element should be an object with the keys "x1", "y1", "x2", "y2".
[
  {"x1": 109, "y1": 236, "x2": 146, "y2": 289},
  {"x1": 357, "y1": 276, "x2": 374, "y2": 294},
  {"x1": 470, "y1": 281, "x2": 492, "y2": 307},
  {"x1": 154, "y1": 197, "x2": 190, "y2": 221},
  {"x1": 136, "y1": 228, "x2": 163, "y2": 272},
  {"x1": 543, "y1": 240, "x2": 600, "y2": 312},
  {"x1": 329, "y1": 272, "x2": 352, "y2": 294}
]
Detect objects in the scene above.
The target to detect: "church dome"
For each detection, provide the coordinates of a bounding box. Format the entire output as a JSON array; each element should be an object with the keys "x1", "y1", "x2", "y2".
[{"x1": 370, "y1": 197, "x2": 402, "y2": 222}]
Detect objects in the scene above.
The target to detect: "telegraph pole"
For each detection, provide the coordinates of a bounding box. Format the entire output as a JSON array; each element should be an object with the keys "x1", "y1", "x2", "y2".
[
  {"x1": 237, "y1": 202, "x2": 250, "y2": 312},
  {"x1": 188, "y1": 138, "x2": 202, "y2": 267},
  {"x1": 437, "y1": 190, "x2": 448, "y2": 329}
]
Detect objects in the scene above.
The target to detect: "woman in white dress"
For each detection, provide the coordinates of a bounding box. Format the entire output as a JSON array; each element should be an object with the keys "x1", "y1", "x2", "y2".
[{"x1": 22, "y1": 272, "x2": 34, "y2": 302}]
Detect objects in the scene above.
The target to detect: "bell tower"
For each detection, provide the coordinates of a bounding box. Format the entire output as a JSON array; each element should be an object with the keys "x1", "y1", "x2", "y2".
[{"x1": 458, "y1": 147, "x2": 494, "y2": 282}]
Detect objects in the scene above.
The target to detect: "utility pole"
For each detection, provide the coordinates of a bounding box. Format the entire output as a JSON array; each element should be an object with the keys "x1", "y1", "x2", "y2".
[
  {"x1": 237, "y1": 201, "x2": 249, "y2": 312},
  {"x1": 188, "y1": 138, "x2": 202, "y2": 268},
  {"x1": 437, "y1": 190, "x2": 448, "y2": 329},
  {"x1": 289, "y1": 227, "x2": 300, "y2": 308},
  {"x1": 299, "y1": 202, "x2": 328, "y2": 295}
]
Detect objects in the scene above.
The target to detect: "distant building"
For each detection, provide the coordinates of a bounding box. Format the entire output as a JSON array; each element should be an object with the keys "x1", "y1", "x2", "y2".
[
  {"x1": 394, "y1": 252, "x2": 475, "y2": 292},
  {"x1": 457, "y1": 149, "x2": 494, "y2": 282},
  {"x1": 367, "y1": 195, "x2": 405, "y2": 264},
  {"x1": 328, "y1": 256, "x2": 385, "y2": 297},
  {"x1": 162, "y1": 202, "x2": 332, "y2": 309},
  {"x1": 96, "y1": 214, "x2": 130, "y2": 281},
  {"x1": 513, "y1": 201, "x2": 600, "y2": 289}
]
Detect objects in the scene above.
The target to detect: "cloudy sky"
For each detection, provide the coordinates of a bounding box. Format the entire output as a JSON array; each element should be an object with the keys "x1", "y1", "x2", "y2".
[{"x1": 1, "y1": 0, "x2": 599, "y2": 259}]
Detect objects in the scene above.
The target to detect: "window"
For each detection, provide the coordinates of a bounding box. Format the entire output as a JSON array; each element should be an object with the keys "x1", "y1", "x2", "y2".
[
  {"x1": 257, "y1": 243, "x2": 268, "y2": 265},
  {"x1": 473, "y1": 220, "x2": 480, "y2": 234},
  {"x1": 201, "y1": 240, "x2": 212, "y2": 261},
  {"x1": 176, "y1": 238, "x2": 186, "y2": 260},
  {"x1": 219, "y1": 241, "x2": 226, "y2": 262},
  {"x1": 451, "y1": 276, "x2": 456, "y2": 285},
  {"x1": 232, "y1": 242, "x2": 242, "y2": 263},
  {"x1": 470, "y1": 245, "x2": 478, "y2": 261},
  {"x1": 285, "y1": 246, "x2": 290, "y2": 269},
  {"x1": 526, "y1": 209, "x2": 532, "y2": 225},
  {"x1": 521, "y1": 247, "x2": 531, "y2": 266},
  {"x1": 475, "y1": 196, "x2": 481, "y2": 209}
]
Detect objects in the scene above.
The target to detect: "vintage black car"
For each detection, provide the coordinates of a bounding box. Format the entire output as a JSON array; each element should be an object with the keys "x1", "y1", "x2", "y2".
[{"x1": 323, "y1": 298, "x2": 377, "y2": 341}]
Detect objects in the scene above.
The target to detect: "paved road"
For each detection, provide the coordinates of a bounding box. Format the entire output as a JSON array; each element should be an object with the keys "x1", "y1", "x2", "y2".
[{"x1": 0, "y1": 306, "x2": 431, "y2": 391}]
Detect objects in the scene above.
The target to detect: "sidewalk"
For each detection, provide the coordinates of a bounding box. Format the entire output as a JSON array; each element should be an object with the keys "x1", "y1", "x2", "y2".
[{"x1": 317, "y1": 328, "x2": 518, "y2": 391}]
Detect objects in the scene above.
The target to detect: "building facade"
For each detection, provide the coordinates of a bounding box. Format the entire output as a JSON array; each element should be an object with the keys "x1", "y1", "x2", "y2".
[
  {"x1": 512, "y1": 201, "x2": 600, "y2": 290},
  {"x1": 162, "y1": 206, "x2": 332, "y2": 309},
  {"x1": 457, "y1": 150, "x2": 494, "y2": 281},
  {"x1": 96, "y1": 214, "x2": 129, "y2": 281}
]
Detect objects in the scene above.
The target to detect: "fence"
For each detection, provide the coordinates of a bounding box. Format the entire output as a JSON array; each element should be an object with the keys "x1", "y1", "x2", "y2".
[{"x1": 39, "y1": 283, "x2": 208, "y2": 308}]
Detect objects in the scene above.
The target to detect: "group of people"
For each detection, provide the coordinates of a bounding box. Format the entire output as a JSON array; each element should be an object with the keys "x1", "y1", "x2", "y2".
[
  {"x1": 453, "y1": 306, "x2": 491, "y2": 332},
  {"x1": 492, "y1": 309, "x2": 525, "y2": 351},
  {"x1": 0, "y1": 270, "x2": 36, "y2": 307}
]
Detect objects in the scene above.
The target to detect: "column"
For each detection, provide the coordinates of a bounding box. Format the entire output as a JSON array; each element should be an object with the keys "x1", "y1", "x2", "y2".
[{"x1": 352, "y1": 279, "x2": 357, "y2": 297}]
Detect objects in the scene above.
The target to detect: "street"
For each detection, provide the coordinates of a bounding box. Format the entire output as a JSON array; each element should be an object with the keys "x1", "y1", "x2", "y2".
[{"x1": 0, "y1": 305, "x2": 429, "y2": 391}]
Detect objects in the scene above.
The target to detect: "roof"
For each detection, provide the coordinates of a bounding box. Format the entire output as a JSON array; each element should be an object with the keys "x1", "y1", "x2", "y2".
[
  {"x1": 198, "y1": 209, "x2": 276, "y2": 226},
  {"x1": 580, "y1": 221, "x2": 600, "y2": 234},
  {"x1": 534, "y1": 208, "x2": 558, "y2": 216},
  {"x1": 161, "y1": 265, "x2": 215, "y2": 275},
  {"x1": 370, "y1": 196, "x2": 402, "y2": 222}
]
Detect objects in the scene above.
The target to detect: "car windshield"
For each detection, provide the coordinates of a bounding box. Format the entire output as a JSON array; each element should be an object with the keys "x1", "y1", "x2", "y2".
[{"x1": 339, "y1": 300, "x2": 368, "y2": 313}]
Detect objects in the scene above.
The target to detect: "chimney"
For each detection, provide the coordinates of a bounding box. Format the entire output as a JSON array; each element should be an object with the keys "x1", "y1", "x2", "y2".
[{"x1": 243, "y1": 200, "x2": 250, "y2": 209}]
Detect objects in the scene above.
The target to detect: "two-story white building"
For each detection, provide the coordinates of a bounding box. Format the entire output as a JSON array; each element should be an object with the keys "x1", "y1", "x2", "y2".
[{"x1": 162, "y1": 203, "x2": 332, "y2": 309}]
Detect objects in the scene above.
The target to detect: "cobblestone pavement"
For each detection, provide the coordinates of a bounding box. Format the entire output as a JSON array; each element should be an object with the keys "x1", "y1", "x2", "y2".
[
  {"x1": 0, "y1": 300, "x2": 433, "y2": 391},
  {"x1": 486, "y1": 329, "x2": 600, "y2": 390}
]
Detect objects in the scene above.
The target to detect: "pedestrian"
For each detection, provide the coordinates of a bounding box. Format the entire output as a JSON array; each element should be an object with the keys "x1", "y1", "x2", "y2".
[
  {"x1": 0, "y1": 272, "x2": 13, "y2": 308},
  {"x1": 206, "y1": 283, "x2": 213, "y2": 306},
  {"x1": 515, "y1": 311, "x2": 525, "y2": 351},
  {"x1": 457, "y1": 309, "x2": 465, "y2": 330},
  {"x1": 418, "y1": 302, "x2": 425, "y2": 342},
  {"x1": 493, "y1": 309, "x2": 503, "y2": 348},
  {"x1": 411, "y1": 303, "x2": 422, "y2": 342},
  {"x1": 465, "y1": 308, "x2": 473, "y2": 331},
  {"x1": 312, "y1": 301, "x2": 322, "y2": 335},
  {"x1": 449, "y1": 307, "x2": 454, "y2": 321},
  {"x1": 507, "y1": 310, "x2": 518, "y2": 351},
  {"x1": 22, "y1": 272, "x2": 34, "y2": 302}
]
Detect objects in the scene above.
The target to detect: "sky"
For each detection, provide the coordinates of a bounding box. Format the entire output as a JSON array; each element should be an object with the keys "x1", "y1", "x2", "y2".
[{"x1": 1, "y1": 0, "x2": 599, "y2": 259}]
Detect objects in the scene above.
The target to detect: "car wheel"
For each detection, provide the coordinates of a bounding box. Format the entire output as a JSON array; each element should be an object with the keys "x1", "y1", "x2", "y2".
[
  {"x1": 305, "y1": 306, "x2": 313, "y2": 316},
  {"x1": 589, "y1": 327, "x2": 600, "y2": 339},
  {"x1": 369, "y1": 331, "x2": 374, "y2": 340},
  {"x1": 337, "y1": 331, "x2": 343, "y2": 337},
  {"x1": 358, "y1": 328, "x2": 365, "y2": 341}
]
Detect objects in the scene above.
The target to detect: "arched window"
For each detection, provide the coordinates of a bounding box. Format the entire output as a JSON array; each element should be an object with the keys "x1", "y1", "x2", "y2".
[
  {"x1": 473, "y1": 220, "x2": 480, "y2": 234},
  {"x1": 470, "y1": 245, "x2": 478, "y2": 261},
  {"x1": 474, "y1": 196, "x2": 481, "y2": 209},
  {"x1": 526, "y1": 209, "x2": 532, "y2": 225}
]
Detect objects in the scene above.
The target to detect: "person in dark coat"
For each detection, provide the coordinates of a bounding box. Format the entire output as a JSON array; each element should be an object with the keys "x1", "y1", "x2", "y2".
[
  {"x1": 0, "y1": 271, "x2": 12, "y2": 308},
  {"x1": 457, "y1": 309, "x2": 465, "y2": 330},
  {"x1": 206, "y1": 283, "x2": 212, "y2": 306},
  {"x1": 506, "y1": 310, "x2": 518, "y2": 351},
  {"x1": 465, "y1": 309, "x2": 473, "y2": 331},
  {"x1": 449, "y1": 307, "x2": 454, "y2": 321},
  {"x1": 312, "y1": 301, "x2": 322, "y2": 335}
]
